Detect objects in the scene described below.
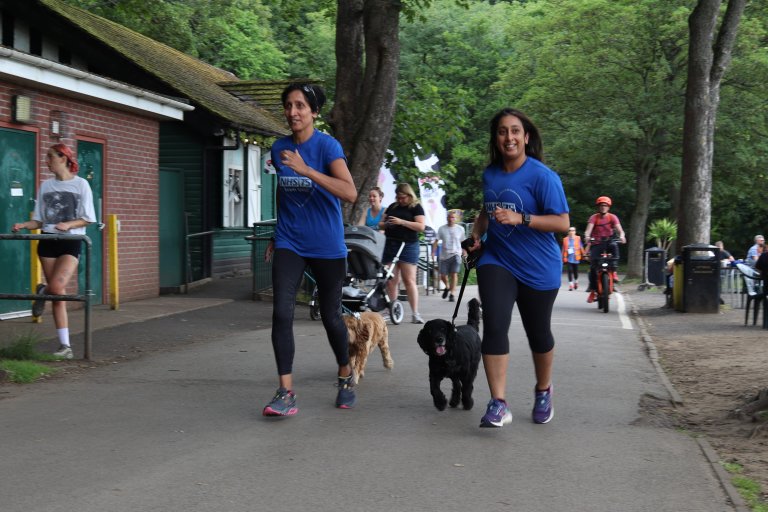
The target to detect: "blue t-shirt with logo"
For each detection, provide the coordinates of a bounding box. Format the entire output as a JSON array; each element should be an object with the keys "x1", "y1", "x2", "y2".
[
  {"x1": 477, "y1": 157, "x2": 569, "y2": 290},
  {"x1": 271, "y1": 129, "x2": 347, "y2": 259}
]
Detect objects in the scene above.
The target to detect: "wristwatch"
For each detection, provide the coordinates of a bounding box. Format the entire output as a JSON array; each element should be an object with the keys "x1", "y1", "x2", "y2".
[{"x1": 522, "y1": 213, "x2": 532, "y2": 226}]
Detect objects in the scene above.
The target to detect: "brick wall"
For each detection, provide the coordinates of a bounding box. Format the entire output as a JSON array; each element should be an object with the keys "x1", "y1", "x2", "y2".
[{"x1": 1, "y1": 82, "x2": 161, "y2": 303}]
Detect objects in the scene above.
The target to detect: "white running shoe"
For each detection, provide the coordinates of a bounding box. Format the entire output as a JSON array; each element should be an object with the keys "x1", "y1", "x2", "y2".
[{"x1": 53, "y1": 345, "x2": 73, "y2": 360}]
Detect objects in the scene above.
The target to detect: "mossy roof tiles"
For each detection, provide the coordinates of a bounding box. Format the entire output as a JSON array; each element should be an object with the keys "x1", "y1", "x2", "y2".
[
  {"x1": 220, "y1": 79, "x2": 314, "y2": 120},
  {"x1": 40, "y1": 0, "x2": 288, "y2": 137}
]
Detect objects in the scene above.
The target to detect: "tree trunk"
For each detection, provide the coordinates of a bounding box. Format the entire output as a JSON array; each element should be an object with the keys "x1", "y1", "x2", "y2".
[
  {"x1": 627, "y1": 158, "x2": 657, "y2": 279},
  {"x1": 329, "y1": 0, "x2": 402, "y2": 223},
  {"x1": 677, "y1": 0, "x2": 745, "y2": 251}
]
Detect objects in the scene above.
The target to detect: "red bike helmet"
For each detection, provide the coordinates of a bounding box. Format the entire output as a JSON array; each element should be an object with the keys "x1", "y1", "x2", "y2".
[{"x1": 595, "y1": 196, "x2": 612, "y2": 206}]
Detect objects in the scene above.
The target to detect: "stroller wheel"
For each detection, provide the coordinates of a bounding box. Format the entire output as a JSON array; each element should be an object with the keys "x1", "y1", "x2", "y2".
[
  {"x1": 389, "y1": 300, "x2": 405, "y2": 325},
  {"x1": 309, "y1": 287, "x2": 321, "y2": 321}
]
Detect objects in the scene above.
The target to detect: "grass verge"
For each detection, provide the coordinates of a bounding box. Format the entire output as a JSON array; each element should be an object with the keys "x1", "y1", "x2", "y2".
[
  {"x1": 722, "y1": 462, "x2": 768, "y2": 511},
  {"x1": 0, "y1": 331, "x2": 59, "y2": 384},
  {"x1": 0, "y1": 359, "x2": 55, "y2": 384}
]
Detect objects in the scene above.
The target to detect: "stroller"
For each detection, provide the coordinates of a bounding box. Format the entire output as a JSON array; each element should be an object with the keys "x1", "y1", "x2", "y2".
[{"x1": 341, "y1": 225, "x2": 405, "y2": 324}]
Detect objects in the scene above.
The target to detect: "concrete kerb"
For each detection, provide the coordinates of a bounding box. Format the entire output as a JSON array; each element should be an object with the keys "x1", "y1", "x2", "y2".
[{"x1": 625, "y1": 294, "x2": 750, "y2": 512}]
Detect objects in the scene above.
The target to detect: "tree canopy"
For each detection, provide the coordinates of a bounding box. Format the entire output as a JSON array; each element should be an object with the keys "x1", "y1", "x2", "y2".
[{"x1": 65, "y1": 0, "x2": 768, "y2": 265}]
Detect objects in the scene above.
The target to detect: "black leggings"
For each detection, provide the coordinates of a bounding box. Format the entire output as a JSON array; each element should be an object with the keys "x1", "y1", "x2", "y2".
[
  {"x1": 565, "y1": 262, "x2": 579, "y2": 282},
  {"x1": 477, "y1": 264, "x2": 558, "y2": 355},
  {"x1": 271, "y1": 249, "x2": 349, "y2": 375}
]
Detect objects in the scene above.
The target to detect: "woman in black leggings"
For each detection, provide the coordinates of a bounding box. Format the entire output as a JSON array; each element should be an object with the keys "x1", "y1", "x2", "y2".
[
  {"x1": 261, "y1": 83, "x2": 358, "y2": 417},
  {"x1": 465, "y1": 108, "x2": 569, "y2": 428},
  {"x1": 269, "y1": 252, "x2": 349, "y2": 378}
]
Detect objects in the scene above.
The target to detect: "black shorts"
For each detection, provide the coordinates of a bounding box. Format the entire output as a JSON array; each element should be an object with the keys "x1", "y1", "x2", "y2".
[{"x1": 37, "y1": 236, "x2": 82, "y2": 259}]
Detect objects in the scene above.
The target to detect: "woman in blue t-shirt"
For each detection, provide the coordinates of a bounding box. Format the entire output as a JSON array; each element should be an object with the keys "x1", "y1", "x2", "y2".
[
  {"x1": 465, "y1": 108, "x2": 570, "y2": 428},
  {"x1": 262, "y1": 83, "x2": 358, "y2": 417}
]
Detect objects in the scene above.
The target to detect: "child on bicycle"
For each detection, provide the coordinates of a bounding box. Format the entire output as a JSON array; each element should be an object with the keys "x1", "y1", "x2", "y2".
[{"x1": 583, "y1": 196, "x2": 626, "y2": 304}]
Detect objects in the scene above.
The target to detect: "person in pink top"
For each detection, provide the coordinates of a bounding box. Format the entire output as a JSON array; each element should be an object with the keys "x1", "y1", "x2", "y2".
[{"x1": 583, "y1": 196, "x2": 625, "y2": 303}]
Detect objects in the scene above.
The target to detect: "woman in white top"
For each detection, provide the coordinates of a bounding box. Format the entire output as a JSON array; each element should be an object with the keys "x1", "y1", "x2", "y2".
[{"x1": 12, "y1": 143, "x2": 96, "y2": 359}]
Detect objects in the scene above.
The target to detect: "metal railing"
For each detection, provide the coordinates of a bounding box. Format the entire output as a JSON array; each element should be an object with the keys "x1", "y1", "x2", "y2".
[
  {"x1": 245, "y1": 223, "x2": 440, "y2": 299},
  {"x1": 0, "y1": 233, "x2": 93, "y2": 360},
  {"x1": 244, "y1": 219, "x2": 277, "y2": 300},
  {"x1": 184, "y1": 229, "x2": 215, "y2": 292},
  {"x1": 418, "y1": 241, "x2": 438, "y2": 295}
]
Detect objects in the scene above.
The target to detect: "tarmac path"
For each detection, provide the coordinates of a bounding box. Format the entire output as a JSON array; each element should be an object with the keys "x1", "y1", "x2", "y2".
[{"x1": 0, "y1": 278, "x2": 739, "y2": 511}]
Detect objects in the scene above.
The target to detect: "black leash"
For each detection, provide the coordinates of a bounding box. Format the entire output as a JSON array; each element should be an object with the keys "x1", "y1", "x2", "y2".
[{"x1": 451, "y1": 239, "x2": 481, "y2": 327}]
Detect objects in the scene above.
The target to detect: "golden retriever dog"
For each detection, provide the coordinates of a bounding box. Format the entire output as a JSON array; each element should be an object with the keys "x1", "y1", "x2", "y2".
[{"x1": 343, "y1": 311, "x2": 393, "y2": 384}]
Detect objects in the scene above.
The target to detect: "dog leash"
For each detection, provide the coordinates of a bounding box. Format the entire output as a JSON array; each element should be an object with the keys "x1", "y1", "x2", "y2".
[{"x1": 451, "y1": 239, "x2": 481, "y2": 327}]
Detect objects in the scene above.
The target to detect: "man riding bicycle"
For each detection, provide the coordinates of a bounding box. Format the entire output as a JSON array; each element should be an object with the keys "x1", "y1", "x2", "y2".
[{"x1": 583, "y1": 196, "x2": 626, "y2": 303}]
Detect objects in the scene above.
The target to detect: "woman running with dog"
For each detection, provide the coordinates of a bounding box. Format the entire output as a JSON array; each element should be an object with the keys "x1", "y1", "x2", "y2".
[
  {"x1": 465, "y1": 108, "x2": 569, "y2": 428},
  {"x1": 262, "y1": 83, "x2": 358, "y2": 416}
]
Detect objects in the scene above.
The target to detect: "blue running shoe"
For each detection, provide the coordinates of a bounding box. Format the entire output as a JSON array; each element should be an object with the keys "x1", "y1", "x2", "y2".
[
  {"x1": 336, "y1": 374, "x2": 356, "y2": 409},
  {"x1": 532, "y1": 385, "x2": 554, "y2": 424},
  {"x1": 480, "y1": 398, "x2": 512, "y2": 428},
  {"x1": 263, "y1": 387, "x2": 298, "y2": 417}
]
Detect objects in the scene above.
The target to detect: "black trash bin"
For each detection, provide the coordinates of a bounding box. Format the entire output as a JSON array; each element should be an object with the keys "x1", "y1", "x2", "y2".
[
  {"x1": 681, "y1": 243, "x2": 720, "y2": 313},
  {"x1": 644, "y1": 247, "x2": 666, "y2": 286}
]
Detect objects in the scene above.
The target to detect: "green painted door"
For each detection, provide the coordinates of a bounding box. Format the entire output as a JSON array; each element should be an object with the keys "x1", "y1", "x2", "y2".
[
  {"x1": 159, "y1": 168, "x2": 185, "y2": 288},
  {"x1": 0, "y1": 128, "x2": 36, "y2": 317},
  {"x1": 77, "y1": 141, "x2": 103, "y2": 304}
]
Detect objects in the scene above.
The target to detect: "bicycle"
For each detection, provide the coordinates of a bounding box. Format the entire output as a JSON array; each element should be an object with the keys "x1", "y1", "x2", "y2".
[{"x1": 588, "y1": 236, "x2": 620, "y2": 313}]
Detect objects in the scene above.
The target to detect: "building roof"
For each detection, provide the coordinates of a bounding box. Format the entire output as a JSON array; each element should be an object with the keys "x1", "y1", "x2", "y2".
[
  {"x1": 0, "y1": 46, "x2": 193, "y2": 121},
  {"x1": 220, "y1": 79, "x2": 315, "y2": 120},
  {"x1": 40, "y1": 0, "x2": 288, "y2": 137}
]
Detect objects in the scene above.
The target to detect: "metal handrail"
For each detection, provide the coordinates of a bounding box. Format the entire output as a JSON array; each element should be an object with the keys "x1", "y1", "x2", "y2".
[
  {"x1": 0, "y1": 233, "x2": 93, "y2": 360},
  {"x1": 183, "y1": 229, "x2": 215, "y2": 292},
  {"x1": 245, "y1": 220, "x2": 277, "y2": 300}
]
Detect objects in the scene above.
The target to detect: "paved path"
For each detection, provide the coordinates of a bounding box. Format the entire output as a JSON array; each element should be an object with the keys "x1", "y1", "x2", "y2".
[{"x1": 0, "y1": 278, "x2": 741, "y2": 511}]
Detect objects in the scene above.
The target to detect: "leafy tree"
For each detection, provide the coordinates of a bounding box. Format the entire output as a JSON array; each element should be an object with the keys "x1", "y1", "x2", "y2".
[
  {"x1": 192, "y1": 0, "x2": 287, "y2": 79},
  {"x1": 329, "y1": 0, "x2": 403, "y2": 222},
  {"x1": 66, "y1": 0, "x2": 288, "y2": 79},
  {"x1": 678, "y1": 0, "x2": 747, "y2": 250},
  {"x1": 66, "y1": 0, "x2": 197, "y2": 53},
  {"x1": 393, "y1": 0, "x2": 515, "y2": 216},
  {"x1": 707, "y1": 1, "x2": 768, "y2": 255},
  {"x1": 495, "y1": 0, "x2": 690, "y2": 278},
  {"x1": 64, "y1": 0, "x2": 768, "y2": 254},
  {"x1": 267, "y1": 0, "x2": 337, "y2": 80}
]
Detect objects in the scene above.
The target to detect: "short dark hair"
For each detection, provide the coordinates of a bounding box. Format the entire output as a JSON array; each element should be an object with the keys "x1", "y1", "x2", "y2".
[{"x1": 281, "y1": 83, "x2": 326, "y2": 113}]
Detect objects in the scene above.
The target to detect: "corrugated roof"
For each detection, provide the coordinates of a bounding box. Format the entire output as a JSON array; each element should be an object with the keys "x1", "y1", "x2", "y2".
[{"x1": 40, "y1": 0, "x2": 288, "y2": 137}]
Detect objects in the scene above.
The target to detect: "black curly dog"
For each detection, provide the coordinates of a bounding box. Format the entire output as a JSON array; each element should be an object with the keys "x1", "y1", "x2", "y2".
[{"x1": 417, "y1": 298, "x2": 482, "y2": 411}]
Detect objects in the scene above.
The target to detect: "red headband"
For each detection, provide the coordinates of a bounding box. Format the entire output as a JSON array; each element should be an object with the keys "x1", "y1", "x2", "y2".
[{"x1": 50, "y1": 143, "x2": 79, "y2": 174}]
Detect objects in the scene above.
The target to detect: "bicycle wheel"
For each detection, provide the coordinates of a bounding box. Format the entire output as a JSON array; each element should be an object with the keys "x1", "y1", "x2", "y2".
[
  {"x1": 390, "y1": 300, "x2": 405, "y2": 325},
  {"x1": 600, "y1": 272, "x2": 610, "y2": 313},
  {"x1": 309, "y1": 286, "x2": 321, "y2": 321}
]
